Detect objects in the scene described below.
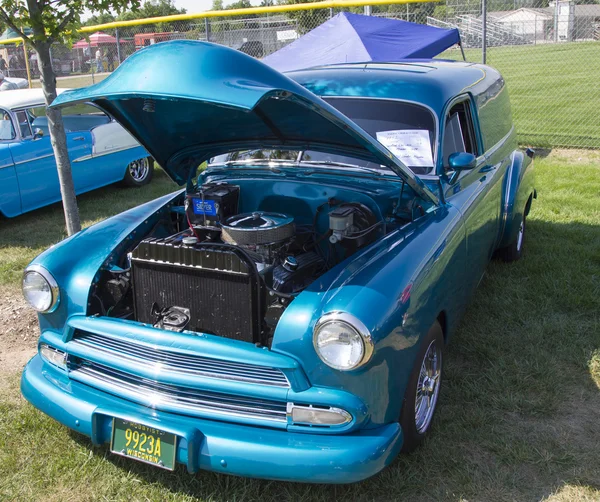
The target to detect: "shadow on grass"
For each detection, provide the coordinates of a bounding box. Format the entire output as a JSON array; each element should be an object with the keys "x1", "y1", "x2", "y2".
[{"x1": 65, "y1": 216, "x2": 600, "y2": 501}]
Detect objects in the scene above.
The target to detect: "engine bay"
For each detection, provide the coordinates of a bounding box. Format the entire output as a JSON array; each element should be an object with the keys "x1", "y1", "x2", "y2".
[{"x1": 91, "y1": 178, "x2": 415, "y2": 346}]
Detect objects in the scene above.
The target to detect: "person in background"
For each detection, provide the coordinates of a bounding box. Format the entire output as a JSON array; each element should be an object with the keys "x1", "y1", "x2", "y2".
[
  {"x1": 0, "y1": 72, "x2": 18, "y2": 91},
  {"x1": 7, "y1": 53, "x2": 17, "y2": 76},
  {"x1": 0, "y1": 55, "x2": 6, "y2": 73},
  {"x1": 95, "y1": 48, "x2": 103, "y2": 73}
]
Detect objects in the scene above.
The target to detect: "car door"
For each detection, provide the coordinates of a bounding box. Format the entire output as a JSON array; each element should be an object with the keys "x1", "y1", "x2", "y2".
[
  {"x1": 13, "y1": 105, "x2": 92, "y2": 213},
  {"x1": 442, "y1": 97, "x2": 501, "y2": 296},
  {"x1": 0, "y1": 109, "x2": 20, "y2": 217}
]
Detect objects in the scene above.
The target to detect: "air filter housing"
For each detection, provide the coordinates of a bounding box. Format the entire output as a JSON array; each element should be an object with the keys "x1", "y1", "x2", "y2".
[{"x1": 222, "y1": 212, "x2": 295, "y2": 246}]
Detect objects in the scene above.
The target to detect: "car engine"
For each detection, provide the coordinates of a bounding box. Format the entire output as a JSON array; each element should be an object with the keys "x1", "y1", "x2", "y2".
[{"x1": 96, "y1": 182, "x2": 382, "y2": 346}]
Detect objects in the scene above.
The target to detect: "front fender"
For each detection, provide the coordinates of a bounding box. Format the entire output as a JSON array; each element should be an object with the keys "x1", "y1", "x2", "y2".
[
  {"x1": 272, "y1": 204, "x2": 467, "y2": 427},
  {"x1": 28, "y1": 190, "x2": 183, "y2": 332},
  {"x1": 498, "y1": 150, "x2": 535, "y2": 249}
]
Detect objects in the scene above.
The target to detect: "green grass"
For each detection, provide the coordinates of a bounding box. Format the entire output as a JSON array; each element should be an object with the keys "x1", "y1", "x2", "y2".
[
  {"x1": 442, "y1": 42, "x2": 600, "y2": 149},
  {"x1": 0, "y1": 167, "x2": 178, "y2": 286},
  {"x1": 0, "y1": 150, "x2": 599, "y2": 501}
]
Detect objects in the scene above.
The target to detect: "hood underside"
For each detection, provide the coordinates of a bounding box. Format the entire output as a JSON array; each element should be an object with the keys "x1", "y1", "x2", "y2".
[{"x1": 51, "y1": 40, "x2": 438, "y2": 205}]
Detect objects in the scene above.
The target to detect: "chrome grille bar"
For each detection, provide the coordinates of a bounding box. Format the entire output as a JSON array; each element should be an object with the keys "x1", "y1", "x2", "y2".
[
  {"x1": 70, "y1": 360, "x2": 288, "y2": 423},
  {"x1": 70, "y1": 331, "x2": 289, "y2": 387}
]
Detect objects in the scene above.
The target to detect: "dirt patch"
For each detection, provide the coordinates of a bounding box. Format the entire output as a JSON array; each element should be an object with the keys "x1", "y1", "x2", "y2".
[
  {"x1": 0, "y1": 285, "x2": 38, "y2": 376},
  {"x1": 546, "y1": 149, "x2": 600, "y2": 164}
]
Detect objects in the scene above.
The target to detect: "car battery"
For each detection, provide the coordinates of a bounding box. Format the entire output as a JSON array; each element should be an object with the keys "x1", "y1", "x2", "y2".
[{"x1": 185, "y1": 183, "x2": 240, "y2": 227}]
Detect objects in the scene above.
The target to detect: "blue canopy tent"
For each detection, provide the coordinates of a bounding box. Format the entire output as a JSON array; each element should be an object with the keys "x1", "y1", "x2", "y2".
[{"x1": 263, "y1": 13, "x2": 463, "y2": 73}]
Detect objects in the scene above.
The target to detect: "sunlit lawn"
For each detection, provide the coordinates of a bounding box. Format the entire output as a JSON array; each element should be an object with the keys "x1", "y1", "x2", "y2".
[{"x1": 0, "y1": 150, "x2": 599, "y2": 501}]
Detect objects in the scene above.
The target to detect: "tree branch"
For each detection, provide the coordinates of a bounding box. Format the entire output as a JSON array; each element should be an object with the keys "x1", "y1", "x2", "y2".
[
  {"x1": 0, "y1": 8, "x2": 35, "y2": 46},
  {"x1": 48, "y1": 9, "x2": 77, "y2": 43}
]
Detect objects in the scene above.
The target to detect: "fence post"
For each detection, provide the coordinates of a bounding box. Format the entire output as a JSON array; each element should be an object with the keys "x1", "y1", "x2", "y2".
[
  {"x1": 22, "y1": 40, "x2": 32, "y2": 88},
  {"x1": 481, "y1": 0, "x2": 487, "y2": 64},
  {"x1": 364, "y1": 5, "x2": 372, "y2": 15},
  {"x1": 205, "y1": 18, "x2": 211, "y2": 42},
  {"x1": 116, "y1": 28, "x2": 122, "y2": 64},
  {"x1": 89, "y1": 42, "x2": 95, "y2": 85}
]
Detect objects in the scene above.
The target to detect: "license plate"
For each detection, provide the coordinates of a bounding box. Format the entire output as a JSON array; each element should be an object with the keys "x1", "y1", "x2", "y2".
[{"x1": 110, "y1": 418, "x2": 177, "y2": 470}]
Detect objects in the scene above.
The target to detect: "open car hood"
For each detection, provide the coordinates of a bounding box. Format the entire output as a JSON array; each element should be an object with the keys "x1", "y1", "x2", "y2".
[{"x1": 51, "y1": 40, "x2": 438, "y2": 205}]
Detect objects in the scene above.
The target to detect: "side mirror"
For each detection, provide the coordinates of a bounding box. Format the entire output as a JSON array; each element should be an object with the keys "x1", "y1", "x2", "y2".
[
  {"x1": 448, "y1": 152, "x2": 477, "y2": 171},
  {"x1": 448, "y1": 152, "x2": 476, "y2": 184},
  {"x1": 33, "y1": 128, "x2": 44, "y2": 139}
]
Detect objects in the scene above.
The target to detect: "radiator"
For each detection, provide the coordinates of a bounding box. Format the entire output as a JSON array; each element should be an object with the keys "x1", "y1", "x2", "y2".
[{"x1": 131, "y1": 238, "x2": 261, "y2": 342}]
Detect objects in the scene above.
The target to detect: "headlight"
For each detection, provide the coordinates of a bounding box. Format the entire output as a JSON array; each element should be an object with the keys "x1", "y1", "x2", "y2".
[
  {"x1": 313, "y1": 312, "x2": 374, "y2": 371},
  {"x1": 22, "y1": 265, "x2": 60, "y2": 313}
]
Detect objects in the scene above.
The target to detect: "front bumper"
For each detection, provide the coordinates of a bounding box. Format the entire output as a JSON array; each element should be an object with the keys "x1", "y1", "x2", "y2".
[{"x1": 21, "y1": 355, "x2": 403, "y2": 484}]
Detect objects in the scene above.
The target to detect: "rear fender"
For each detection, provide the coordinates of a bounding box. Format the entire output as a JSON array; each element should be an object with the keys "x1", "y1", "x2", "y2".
[{"x1": 498, "y1": 150, "x2": 535, "y2": 249}]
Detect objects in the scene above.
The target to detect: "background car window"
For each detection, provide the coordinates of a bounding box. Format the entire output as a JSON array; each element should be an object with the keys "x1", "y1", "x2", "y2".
[
  {"x1": 443, "y1": 101, "x2": 478, "y2": 169},
  {"x1": 29, "y1": 103, "x2": 111, "y2": 134},
  {"x1": 15, "y1": 110, "x2": 32, "y2": 138},
  {"x1": 0, "y1": 111, "x2": 15, "y2": 140}
]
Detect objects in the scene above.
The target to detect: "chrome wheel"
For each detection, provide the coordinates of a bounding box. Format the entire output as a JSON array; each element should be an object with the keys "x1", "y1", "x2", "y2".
[
  {"x1": 128, "y1": 158, "x2": 150, "y2": 182},
  {"x1": 415, "y1": 339, "x2": 442, "y2": 434},
  {"x1": 516, "y1": 220, "x2": 524, "y2": 252}
]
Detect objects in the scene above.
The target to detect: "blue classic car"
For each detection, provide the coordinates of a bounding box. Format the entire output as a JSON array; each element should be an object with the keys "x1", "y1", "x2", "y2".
[
  {"x1": 0, "y1": 89, "x2": 153, "y2": 218},
  {"x1": 20, "y1": 41, "x2": 535, "y2": 483}
]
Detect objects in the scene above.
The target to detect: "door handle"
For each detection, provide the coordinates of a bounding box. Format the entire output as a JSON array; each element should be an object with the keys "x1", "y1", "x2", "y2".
[
  {"x1": 72, "y1": 136, "x2": 85, "y2": 141},
  {"x1": 479, "y1": 165, "x2": 494, "y2": 173}
]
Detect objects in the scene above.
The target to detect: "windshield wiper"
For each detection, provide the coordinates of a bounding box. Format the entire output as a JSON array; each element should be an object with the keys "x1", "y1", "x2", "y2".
[
  {"x1": 300, "y1": 160, "x2": 389, "y2": 175},
  {"x1": 213, "y1": 158, "x2": 298, "y2": 166}
]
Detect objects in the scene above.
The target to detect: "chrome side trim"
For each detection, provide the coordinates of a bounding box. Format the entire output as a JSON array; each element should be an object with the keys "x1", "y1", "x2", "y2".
[
  {"x1": 72, "y1": 146, "x2": 140, "y2": 163},
  {"x1": 13, "y1": 153, "x2": 55, "y2": 165}
]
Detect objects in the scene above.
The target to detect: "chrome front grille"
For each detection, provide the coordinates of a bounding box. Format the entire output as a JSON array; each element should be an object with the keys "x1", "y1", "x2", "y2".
[
  {"x1": 70, "y1": 331, "x2": 289, "y2": 388},
  {"x1": 69, "y1": 360, "x2": 288, "y2": 424}
]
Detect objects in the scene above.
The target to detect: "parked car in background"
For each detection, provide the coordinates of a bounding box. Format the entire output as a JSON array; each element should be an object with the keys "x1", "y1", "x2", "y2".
[
  {"x1": 0, "y1": 89, "x2": 153, "y2": 218},
  {"x1": 5, "y1": 76, "x2": 28, "y2": 89},
  {"x1": 21, "y1": 41, "x2": 535, "y2": 483}
]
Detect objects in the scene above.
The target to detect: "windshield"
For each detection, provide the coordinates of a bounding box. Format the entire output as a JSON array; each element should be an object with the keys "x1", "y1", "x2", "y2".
[{"x1": 210, "y1": 98, "x2": 437, "y2": 174}]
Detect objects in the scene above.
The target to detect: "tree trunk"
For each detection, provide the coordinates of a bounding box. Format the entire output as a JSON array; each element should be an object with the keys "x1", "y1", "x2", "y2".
[{"x1": 36, "y1": 41, "x2": 81, "y2": 235}]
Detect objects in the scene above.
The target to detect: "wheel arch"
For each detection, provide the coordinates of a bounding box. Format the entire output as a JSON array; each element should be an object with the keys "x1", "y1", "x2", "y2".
[{"x1": 498, "y1": 150, "x2": 535, "y2": 249}]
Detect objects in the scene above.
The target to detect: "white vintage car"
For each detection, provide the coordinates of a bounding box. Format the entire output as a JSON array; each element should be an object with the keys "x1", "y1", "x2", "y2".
[
  {"x1": 5, "y1": 76, "x2": 29, "y2": 89},
  {"x1": 0, "y1": 88, "x2": 153, "y2": 218}
]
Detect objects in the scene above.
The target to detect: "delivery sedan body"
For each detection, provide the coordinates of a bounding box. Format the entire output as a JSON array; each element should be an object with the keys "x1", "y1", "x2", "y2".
[{"x1": 20, "y1": 41, "x2": 534, "y2": 483}]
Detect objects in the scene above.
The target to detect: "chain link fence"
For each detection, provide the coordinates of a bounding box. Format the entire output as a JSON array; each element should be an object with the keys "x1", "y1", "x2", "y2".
[{"x1": 1, "y1": 2, "x2": 598, "y2": 149}]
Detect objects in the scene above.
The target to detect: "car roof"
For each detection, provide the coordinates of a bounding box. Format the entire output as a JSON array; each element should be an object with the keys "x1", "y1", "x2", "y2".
[
  {"x1": 285, "y1": 60, "x2": 502, "y2": 117},
  {"x1": 0, "y1": 88, "x2": 69, "y2": 111}
]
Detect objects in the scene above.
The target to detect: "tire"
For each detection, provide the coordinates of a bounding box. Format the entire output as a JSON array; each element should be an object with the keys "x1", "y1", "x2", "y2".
[
  {"x1": 122, "y1": 157, "x2": 154, "y2": 187},
  {"x1": 498, "y1": 210, "x2": 526, "y2": 262},
  {"x1": 400, "y1": 321, "x2": 444, "y2": 453}
]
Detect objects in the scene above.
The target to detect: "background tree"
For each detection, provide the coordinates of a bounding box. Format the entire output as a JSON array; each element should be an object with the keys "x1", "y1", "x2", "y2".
[{"x1": 0, "y1": 0, "x2": 140, "y2": 235}]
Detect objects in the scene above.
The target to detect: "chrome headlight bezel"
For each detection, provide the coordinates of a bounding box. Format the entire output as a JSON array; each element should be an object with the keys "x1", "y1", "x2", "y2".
[
  {"x1": 22, "y1": 264, "x2": 60, "y2": 313},
  {"x1": 312, "y1": 312, "x2": 374, "y2": 371}
]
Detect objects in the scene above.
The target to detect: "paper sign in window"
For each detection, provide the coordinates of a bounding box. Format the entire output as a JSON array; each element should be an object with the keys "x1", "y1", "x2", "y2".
[{"x1": 376, "y1": 129, "x2": 434, "y2": 168}]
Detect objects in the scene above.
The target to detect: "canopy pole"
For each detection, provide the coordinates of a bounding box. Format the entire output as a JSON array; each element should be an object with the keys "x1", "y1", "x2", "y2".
[{"x1": 459, "y1": 41, "x2": 466, "y2": 61}]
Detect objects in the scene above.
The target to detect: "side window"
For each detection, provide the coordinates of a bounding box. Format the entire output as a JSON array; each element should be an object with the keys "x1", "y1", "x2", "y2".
[
  {"x1": 29, "y1": 106, "x2": 49, "y2": 136},
  {"x1": 0, "y1": 110, "x2": 15, "y2": 140},
  {"x1": 60, "y1": 104, "x2": 111, "y2": 132},
  {"x1": 442, "y1": 100, "x2": 478, "y2": 170},
  {"x1": 15, "y1": 110, "x2": 32, "y2": 138}
]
